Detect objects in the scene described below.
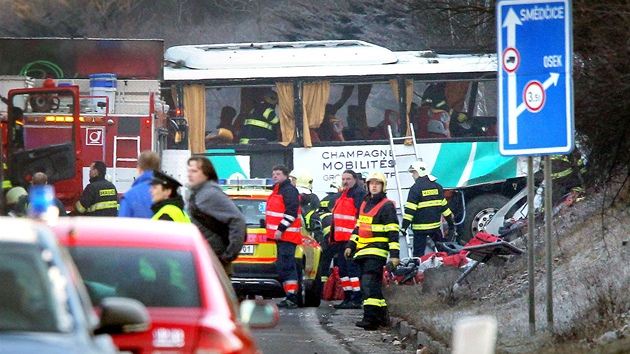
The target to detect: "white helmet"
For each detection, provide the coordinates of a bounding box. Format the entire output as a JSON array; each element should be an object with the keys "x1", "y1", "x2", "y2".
[
  {"x1": 366, "y1": 171, "x2": 387, "y2": 190},
  {"x1": 408, "y1": 161, "x2": 436, "y2": 181},
  {"x1": 329, "y1": 175, "x2": 342, "y2": 193},
  {"x1": 296, "y1": 171, "x2": 313, "y2": 190}
]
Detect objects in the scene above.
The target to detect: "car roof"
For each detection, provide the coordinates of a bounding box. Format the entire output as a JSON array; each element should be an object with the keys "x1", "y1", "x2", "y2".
[
  {"x1": 52, "y1": 217, "x2": 204, "y2": 250},
  {"x1": 225, "y1": 188, "x2": 271, "y2": 198},
  {"x1": 0, "y1": 217, "x2": 41, "y2": 243}
]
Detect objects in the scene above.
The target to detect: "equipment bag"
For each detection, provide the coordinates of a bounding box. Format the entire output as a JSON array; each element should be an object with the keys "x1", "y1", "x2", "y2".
[{"x1": 322, "y1": 266, "x2": 345, "y2": 301}]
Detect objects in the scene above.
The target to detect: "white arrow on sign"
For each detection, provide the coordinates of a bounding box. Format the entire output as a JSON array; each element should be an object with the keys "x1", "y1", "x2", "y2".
[
  {"x1": 515, "y1": 72, "x2": 560, "y2": 117},
  {"x1": 503, "y1": 7, "x2": 559, "y2": 145}
]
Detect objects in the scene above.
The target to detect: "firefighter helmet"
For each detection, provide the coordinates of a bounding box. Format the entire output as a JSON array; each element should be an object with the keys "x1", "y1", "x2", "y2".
[
  {"x1": 366, "y1": 171, "x2": 387, "y2": 190},
  {"x1": 263, "y1": 89, "x2": 278, "y2": 105},
  {"x1": 6, "y1": 186, "x2": 27, "y2": 205},
  {"x1": 296, "y1": 171, "x2": 313, "y2": 190},
  {"x1": 408, "y1": 161, "x2": 437, "y2": 181},
  {"x1": 329, "y1": 175, "x2": 342, "y2": 192},
  {"x1": 421, "y1": 84, "x2": 447, "y2": 110}
]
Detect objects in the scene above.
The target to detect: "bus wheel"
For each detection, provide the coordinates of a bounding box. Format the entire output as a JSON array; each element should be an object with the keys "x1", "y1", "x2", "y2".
[{"x1": 461, "y1": 194, "x2": 510, "y2": 242}]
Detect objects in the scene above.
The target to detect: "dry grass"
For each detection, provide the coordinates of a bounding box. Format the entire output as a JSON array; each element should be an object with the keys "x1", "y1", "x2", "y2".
[{"x1": 385, "y1": 190, "x2": 630, "y2": 353}]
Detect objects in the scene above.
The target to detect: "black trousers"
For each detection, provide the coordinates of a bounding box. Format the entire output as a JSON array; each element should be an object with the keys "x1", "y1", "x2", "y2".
[
  {"x1": 412, "y1": 230, "x2": 446, "y2": 257},
  {"x1": 355, "y1": 257, "x2": 387, "y2": 323}
]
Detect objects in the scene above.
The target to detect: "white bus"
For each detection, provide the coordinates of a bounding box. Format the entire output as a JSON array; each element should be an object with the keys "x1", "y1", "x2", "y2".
[{"x1": 162, "y1": 40, "x2": 530, "y2": 241}]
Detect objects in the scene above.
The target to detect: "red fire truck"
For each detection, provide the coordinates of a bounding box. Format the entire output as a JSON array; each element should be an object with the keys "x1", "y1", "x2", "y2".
[{"x1": 0, "y1": 38, "x2": 168, "y2": 213}]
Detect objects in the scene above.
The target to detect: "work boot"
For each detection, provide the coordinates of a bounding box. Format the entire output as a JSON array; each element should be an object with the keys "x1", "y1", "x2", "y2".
[
  {"x1": 277, "y1": 298, "x2": 298, "y2": 309},
  {"x1": 355, "y1": 319, "x2": 372, "y2": 328},
  {"x1": 379, "y1": 307, "x2": 391, "y2": 327},
  {"x1": 333, "y1": 299, "x2": 351, "y2": 309},
  {"x1": 363, "y1": 322, "x2": 380, "y2": 331},
  {"x1": 333, "y1": 291, "x2": 353, "y2": 309}
]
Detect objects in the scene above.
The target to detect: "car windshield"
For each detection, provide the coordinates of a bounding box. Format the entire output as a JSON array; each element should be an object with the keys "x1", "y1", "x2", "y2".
[
  {"x1": 69, "y1": 247, "x2": 201, "y2": 308},
  {"x1": 0, "y1": 242, "x2": 74, "y2": 333},
  {"x1": 232, "y1": 198, "x2": 266, "y2": 226}
]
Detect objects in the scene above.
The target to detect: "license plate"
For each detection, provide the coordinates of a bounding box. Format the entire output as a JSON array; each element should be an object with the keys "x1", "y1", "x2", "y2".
[{"x1": 240, "y1": 245, "x2": 255, "y2": 255}]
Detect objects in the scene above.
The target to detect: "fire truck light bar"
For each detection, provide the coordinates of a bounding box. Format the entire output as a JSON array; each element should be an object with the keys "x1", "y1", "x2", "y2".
[{"x1": 26, "y1": 116, "x2": 105, "y2": 123}]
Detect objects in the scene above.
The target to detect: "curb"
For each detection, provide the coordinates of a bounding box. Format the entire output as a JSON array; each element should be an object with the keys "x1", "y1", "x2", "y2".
[{"x1": 390, "y1": 317, "x2": 449, "y2": 354}]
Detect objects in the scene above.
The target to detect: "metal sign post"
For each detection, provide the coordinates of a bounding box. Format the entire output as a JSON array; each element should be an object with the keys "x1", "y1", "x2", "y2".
[{"x1": 497, "y1": 0, "x2": 573, "y2": 334}]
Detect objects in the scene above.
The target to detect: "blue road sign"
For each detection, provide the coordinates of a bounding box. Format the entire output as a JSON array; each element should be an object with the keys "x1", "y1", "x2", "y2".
[{"x1": 497, "y1": 0, "x2": 573, "y2": 156}]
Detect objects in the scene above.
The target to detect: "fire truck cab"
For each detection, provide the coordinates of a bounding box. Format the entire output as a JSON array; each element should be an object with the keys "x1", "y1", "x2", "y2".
[{"x1": 0, "y1": 38, "x2": 167, "y2": 213}]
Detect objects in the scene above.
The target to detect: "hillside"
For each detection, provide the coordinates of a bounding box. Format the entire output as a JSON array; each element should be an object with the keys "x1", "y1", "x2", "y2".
[{"x1": 386, "y1": 188, "x2": 630, "y2": 353}]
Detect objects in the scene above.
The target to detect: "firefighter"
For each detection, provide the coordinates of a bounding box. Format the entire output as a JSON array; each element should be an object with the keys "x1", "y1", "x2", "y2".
[
  {"x1": 239, "y1": 89, "x2": 280, "y2": 144},
  {"x1": 149, "y1": 170, "x2": 190, "y2": 222},
  {"x1": 292, "y1": 170, "x2": 323, "y2": 241},
  {"x1": 414, "y1": 83, "x2": 452, "y2": 139},
  {"x1": 401, "y1": 161, "x2": 455, "y2": 257},
  {"x1": 15, "y1": 172, "x2": 67, "y2": 217},
  {"x1": 266, "y1": 164, "x2": 302, "y2": 309},
  {"x1": 320, "y1": 176, "x2": 342, "y2": 212},
  {"x1": 316, "y1": 203, "x2": 335, "y2": 286},
  {"x1": 546, "y1": 153, "x2": 586, "y2": 204},
  {"x1": 345, "y1": 172, "x2": 400, "y2": 330},
  {"x1": 331, "y1": 170, "x2": 366, "y2": 309},
  {"x1": 74, "y1": 161, "x2": 119, "y2": 216}
]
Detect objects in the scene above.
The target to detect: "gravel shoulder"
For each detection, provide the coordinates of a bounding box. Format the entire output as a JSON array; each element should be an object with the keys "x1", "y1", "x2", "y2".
[{"x1": 384, "y1": 191, "x2": 630, "y2": 353}]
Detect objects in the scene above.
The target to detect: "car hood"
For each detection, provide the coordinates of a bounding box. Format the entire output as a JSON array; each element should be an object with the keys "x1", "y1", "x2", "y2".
[{"x1": 0, "y1": 332, "x2": 115, "y2": 354}]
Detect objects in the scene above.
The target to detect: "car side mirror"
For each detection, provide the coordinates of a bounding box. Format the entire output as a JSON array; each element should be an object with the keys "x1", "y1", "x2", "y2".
[
  {"x1": 239, "y1": 299, "x2": 279, "y2": 329},
  {"x1": 95, "y1": 296, "x2": 150, "y2": 335}
]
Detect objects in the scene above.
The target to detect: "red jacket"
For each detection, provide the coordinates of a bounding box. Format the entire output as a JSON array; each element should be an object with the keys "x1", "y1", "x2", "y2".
[
  {"x1": 266, "y1": 183, "x2": 302, "y2": 245},
  {"x1": 332, "y1": 189, "x2": 359, "y2": 242}
]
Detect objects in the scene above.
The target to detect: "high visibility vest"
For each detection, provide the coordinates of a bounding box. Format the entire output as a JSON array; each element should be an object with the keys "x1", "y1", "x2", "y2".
[
  {"x1": 152, "y1": 204, "x2": 191, "y2": 223},
  {"x1": 332, "y1": 189, "x2": 358, "y2": 242},
  {"x1": 354, "y1": 198, "x2": 397, "y2": 259},
  {"x1": 266, "y1": 185, "x2": 302, "y2": 245}
]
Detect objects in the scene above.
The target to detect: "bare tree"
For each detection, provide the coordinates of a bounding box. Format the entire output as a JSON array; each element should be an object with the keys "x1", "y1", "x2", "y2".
[{"x1": 272, "y1": 0, "x2": 425, "y2": 50}]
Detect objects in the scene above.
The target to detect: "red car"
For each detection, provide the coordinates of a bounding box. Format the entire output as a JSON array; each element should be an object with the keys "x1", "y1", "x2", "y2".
[{"x1": 52, "y1": 217, "x2": 279, "y2": 354}]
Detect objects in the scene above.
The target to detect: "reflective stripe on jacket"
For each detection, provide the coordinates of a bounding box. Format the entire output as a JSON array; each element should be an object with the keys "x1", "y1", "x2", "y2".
[
  {"x1": 152, "y1": 204, "x2": 191, "y2": 223},
  {"x1": 402, "y1": 177, "x2": 452, "y2": 232},
  {"x1": 75, "y1": 178, "x2": 119, "y2": 216},
  {"x1": 349, "y1": 193, "x2": 400, "y2": 260},
  {"x1": 332, "y1": 189, "x2": 358, "y2": 242},
  {"x1": 266, "y1": 184, "x2": 302, "y2": 245}
]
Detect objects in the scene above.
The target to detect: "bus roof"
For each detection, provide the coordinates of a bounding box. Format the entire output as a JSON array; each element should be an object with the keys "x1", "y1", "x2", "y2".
[{"x1": 163, "y1": 40, "x2": 497, "y2": 83}]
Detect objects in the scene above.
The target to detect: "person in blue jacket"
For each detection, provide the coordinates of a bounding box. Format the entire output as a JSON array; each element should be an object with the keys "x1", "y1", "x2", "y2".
[{"x1": 118, "y1": 151, "x2": 160, "y2": 218}]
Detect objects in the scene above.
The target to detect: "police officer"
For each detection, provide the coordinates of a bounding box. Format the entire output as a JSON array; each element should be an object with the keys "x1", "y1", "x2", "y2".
[
  {"x1": 239, "y1": 89, "x2": 279, "y2": 144},
  {"x1": 266, "y1": 164, "x2": 302, "y2": 309},
  {"x1": 345, "y1": 172, "x2": 400, "y2": 330},
  {"x1": 331, "y1": 170, "x2": 366, "y2": 309},
  {"x1": 401, "y1": 161, "x2": 455, "y2": 257},
  {"x1": 149, "y1": 171, "x2": 190, "y2": 222},
  {"x1": 75, "y1": 161, "x2": 119, "y2": 216}
]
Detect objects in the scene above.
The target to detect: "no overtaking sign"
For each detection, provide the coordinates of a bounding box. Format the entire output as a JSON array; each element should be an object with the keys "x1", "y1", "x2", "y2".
[{"x1": 497, "y1": 0, "x2": 574, "y2": 156}]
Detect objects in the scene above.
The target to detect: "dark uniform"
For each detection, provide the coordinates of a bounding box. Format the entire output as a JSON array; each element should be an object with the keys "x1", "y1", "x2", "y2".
[
  {"x1": 319, "y1": 191, "x2": 339, "y2": 212},
  {"x1": 75, "y1": 177, "x2": 119, "y2": 216},
  {"x1": 347, "y1": 191, "x2": 399, "y2": 330},
  {"x1": 239, "y1": 97, "x2": 279, "y2": 144},
  {"x1": 402, "y1": 175, "x2": 454, "y2": 257},
  {"x1": 150, "y1": 171, "x2": 190, "y2": 223}
]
